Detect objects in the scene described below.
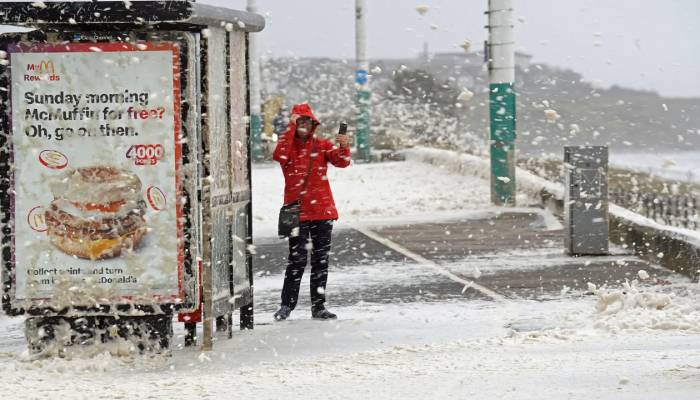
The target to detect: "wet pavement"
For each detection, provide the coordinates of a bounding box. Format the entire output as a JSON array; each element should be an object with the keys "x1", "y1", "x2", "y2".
[{"x1": 252, "y1": 209, "x2": 674, "y2": 313}]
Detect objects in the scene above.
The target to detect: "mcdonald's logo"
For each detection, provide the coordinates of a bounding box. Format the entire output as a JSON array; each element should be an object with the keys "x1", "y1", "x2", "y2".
[
  {"x1": 24, "y1": 59, "x2": 60, "y2": 82},
  {"x1": 27, "y1": 60, "x2": 55, "y2": 74}
]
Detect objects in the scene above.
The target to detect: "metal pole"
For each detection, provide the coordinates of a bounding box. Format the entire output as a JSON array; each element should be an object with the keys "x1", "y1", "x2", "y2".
[
  {"x1": 248, "y1": 0, "x2": 264, "y2": 161},
  {"x1": 201, "y1": 260, "x2": 213, "y2": 351},
  {"x1": 486, "y1": 0, "x2": 516, "y2": 206},
  {"x1": 355, "y1": 0, "x2": 371, "y2": 161}
]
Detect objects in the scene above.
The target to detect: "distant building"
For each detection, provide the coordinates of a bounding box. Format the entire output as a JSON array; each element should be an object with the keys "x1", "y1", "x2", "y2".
[
  {"x1": 426, "y1": 43, "x2": 532, "y2": 87},
  {"x1": 373, "y1": 43, "x2": 532, "y2": 89},
  {"x1": 426, "y1": 50, "x2": 485, "y2": 88}
]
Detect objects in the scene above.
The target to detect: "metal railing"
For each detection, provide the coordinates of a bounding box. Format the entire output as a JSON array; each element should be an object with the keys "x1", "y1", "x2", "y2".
[{"x1": 610, "y1": 189, "x2": 699, "y2": 230}]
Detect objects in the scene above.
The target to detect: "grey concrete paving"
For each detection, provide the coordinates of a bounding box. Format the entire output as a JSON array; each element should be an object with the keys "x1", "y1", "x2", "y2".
[
  {"x1": 254, "y1": 228, "x2": 409, "y2": 275},
  {"x1": 252, "y1": 210, "x2": 675, "y2": 312},
  {"x1": 373, "y1": 211, "x2": 562, "y2": 260}
]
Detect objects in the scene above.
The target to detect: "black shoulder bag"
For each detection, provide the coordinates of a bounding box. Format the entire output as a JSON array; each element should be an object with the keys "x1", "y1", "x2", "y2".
[{"x1": 278, "y1": 140, "x2": 316, "y2": 238}]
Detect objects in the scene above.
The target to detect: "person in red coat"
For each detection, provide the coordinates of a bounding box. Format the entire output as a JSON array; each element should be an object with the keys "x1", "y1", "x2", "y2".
[{"x1": 272, "y1": 103, "x2": 351, "y2": 320}]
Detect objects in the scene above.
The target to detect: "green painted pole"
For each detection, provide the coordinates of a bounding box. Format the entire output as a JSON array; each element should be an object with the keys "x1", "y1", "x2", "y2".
[
  {"x1": 487, "y1": 0, "x2": 516, "y2": 206},
  {"x1": 356, "y1": 86, "x2": 371, "y2": 160},
  {"x1": 250, "y1": 113, "x2": 263, "y2": 161},
  {"x1": 355, "y1": 0, "x2": 371, "y2": 161},
  {"x1": 489, "y1": 83, "x2": 516, "y2": 205}
]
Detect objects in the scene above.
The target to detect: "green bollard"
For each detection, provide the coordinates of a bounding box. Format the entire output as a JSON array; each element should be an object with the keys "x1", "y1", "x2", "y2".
[{"x1": 489, "y1": 82, "x2": 516, "y2": 206}]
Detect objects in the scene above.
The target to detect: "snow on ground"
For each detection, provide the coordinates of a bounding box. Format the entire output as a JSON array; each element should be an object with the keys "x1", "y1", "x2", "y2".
[
  {"x1": 403, "y1": 146, "x2": 566, "y2": 201},
  {"x1": 251, "y1": 250, "x2": 700, "y2": 336},
  {"x1": 253, "y1": 160, "x2": 510, "y2": 237},
  {"x1": 3, "y1": 290, "x2": 700, "y2": 399},
  {"x1": 1, "y1": 158, "x2": 700, "y2": 399},
  {"x1": 611, "y1": 151, "x2": 700, "y2": 183},
  {"x1": 589, "y1": 279, "x2": 700, "y2": 334}
]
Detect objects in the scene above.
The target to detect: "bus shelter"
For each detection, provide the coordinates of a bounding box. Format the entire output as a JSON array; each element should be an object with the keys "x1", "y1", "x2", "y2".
[{"x1": 0, "y1": 1, "x2": 262, "y2": 353}]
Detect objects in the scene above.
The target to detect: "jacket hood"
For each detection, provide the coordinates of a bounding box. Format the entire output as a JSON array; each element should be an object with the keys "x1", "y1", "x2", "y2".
[
  {"x1": 289, "y1": 103, "x2": 320, "y2": 136},
  {"x1": 291, "y1": 103, "x2": 320, "y2": 125}
]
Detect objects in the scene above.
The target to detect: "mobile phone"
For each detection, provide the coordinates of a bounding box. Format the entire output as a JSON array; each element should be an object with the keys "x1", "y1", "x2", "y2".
[{"x1": 338, "y1": 122, "x2": 348, "y2": 135}]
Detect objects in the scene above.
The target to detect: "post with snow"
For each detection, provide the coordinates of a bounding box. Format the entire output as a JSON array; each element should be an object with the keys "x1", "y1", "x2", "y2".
[
  {"x1": 248, "y1": 0, "x2": 264, "y2": 161},
  {"x1": 355, "y1": 0, "x2": 371, "y2": 161},
  {"x1": 486, "y1": 0, "x2": 516, "y2": 206}
]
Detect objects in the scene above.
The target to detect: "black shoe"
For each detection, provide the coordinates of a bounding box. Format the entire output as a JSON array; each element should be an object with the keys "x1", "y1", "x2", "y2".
[
  {"x1": 311, "y1": 308, "x2": 337, "y2": 320},
  {"x1": 274, "y1": 305, "x2": 292, "y2": 321}
]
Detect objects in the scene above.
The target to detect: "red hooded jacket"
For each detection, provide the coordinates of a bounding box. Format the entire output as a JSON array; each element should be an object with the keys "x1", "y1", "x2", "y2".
[{"x1": 272, "y1": 104, "x2": 351, "y2": 221}]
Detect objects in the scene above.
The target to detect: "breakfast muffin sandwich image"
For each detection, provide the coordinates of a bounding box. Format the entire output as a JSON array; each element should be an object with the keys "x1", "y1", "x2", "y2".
[{"x1": 44, "y1": 166, "x2": 148, "y2": 260}]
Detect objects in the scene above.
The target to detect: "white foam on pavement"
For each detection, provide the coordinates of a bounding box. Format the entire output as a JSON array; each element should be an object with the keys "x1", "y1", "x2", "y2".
[{"x1": 2, "y1": 156, "x2": 700, "y2": 399}]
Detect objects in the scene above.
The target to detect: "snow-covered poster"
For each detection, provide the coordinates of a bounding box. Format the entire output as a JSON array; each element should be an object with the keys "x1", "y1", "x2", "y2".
[{"x1": 9, "y1": 42, "x2": 184, "y2": 303}]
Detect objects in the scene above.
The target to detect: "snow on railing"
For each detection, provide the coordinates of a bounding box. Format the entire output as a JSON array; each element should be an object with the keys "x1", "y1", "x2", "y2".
[{"x1": 402, "y1": 146, "x2": 700, "y2": 275}]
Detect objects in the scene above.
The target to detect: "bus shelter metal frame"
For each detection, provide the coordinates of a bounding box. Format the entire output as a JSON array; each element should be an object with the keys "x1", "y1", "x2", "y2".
[{"x1": 0, "y1": 1, "x2": 263, "y2": 351}]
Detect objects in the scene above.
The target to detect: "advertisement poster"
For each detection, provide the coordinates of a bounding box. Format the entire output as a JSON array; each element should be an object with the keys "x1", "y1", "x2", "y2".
[{"x1": 9, "y1": 42, "x2": 183, "y2": 303}]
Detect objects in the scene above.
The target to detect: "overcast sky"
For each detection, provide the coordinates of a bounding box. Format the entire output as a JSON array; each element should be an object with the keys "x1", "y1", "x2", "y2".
[
  {"x1": 214, "y1": 0, "x2": 700, "y2": 98},
  {"x1": 0, "y1": 1, "x2": 696, "y2": 97}
]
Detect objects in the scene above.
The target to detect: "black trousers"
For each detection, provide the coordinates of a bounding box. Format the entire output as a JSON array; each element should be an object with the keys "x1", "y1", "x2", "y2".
[{"x1": 281, "y1": 219, "x2": 333, "y2": 311}]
